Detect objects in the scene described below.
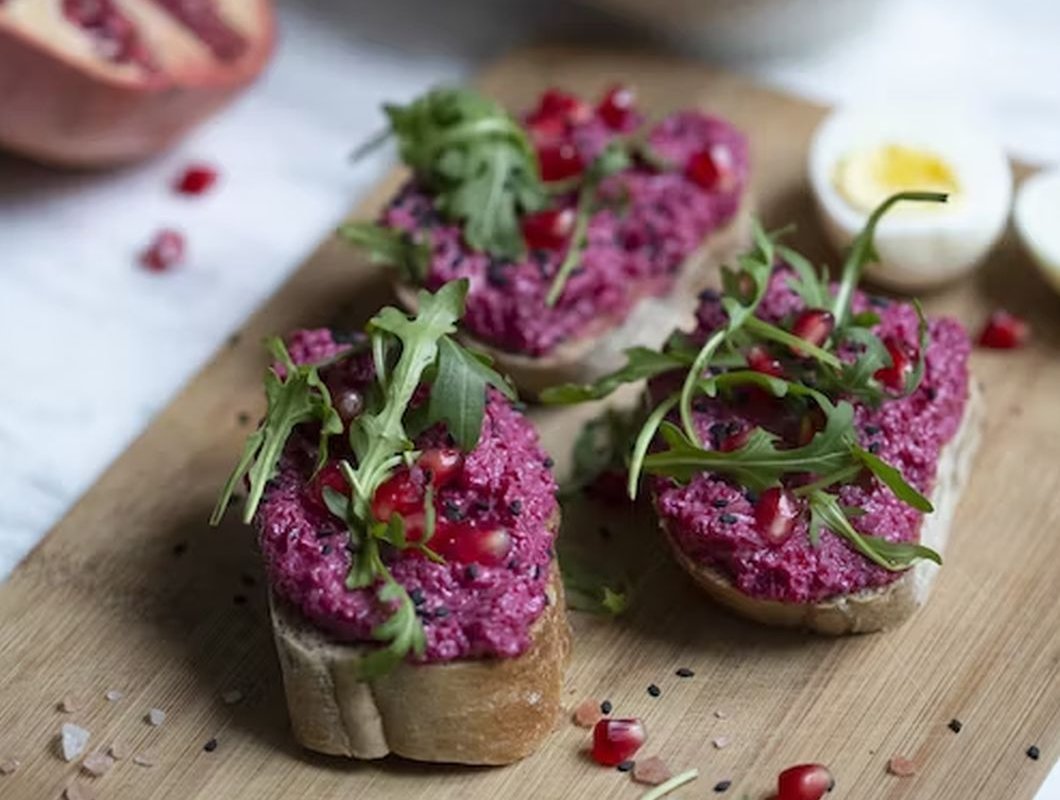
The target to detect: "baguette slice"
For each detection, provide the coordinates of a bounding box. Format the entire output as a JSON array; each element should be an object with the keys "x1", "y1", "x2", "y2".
[
  {"x1": 658, "y1": 383, "x2": 984, "y2": 635},
  {"x1": 395, "y1": 200, "x2": 752, "y2": 399},
  {"x1": 270, "y1": 569, "x2": 570, "y2": 764}
]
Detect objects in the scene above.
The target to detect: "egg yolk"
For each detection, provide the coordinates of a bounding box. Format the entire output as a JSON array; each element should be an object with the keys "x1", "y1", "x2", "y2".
[{"x1": 833, "y1": 144, "x2": 961, "y2": 214}]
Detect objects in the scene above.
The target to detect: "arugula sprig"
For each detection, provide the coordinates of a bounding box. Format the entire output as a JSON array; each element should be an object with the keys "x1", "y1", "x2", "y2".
[
  {"x1": 212, "y1": 279, "x2": 516, "y2": 678},
  {"x1": 540, "y1": 193, "x2": 948, "y2": 572},
  {"x1": 338, "y1": 222, "x2": 430, "y2": 284}
]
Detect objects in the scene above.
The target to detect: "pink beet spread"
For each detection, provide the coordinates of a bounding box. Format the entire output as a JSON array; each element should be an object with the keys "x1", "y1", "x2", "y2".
[
  {"x1": 256, "y1": 329, "x2": 559, "y2": 662},
  {"x1": 383, "y1": 111, "x2": 749, "y2": 357},
  {"x1": 653, "y1": 271, "x2": 971, "y2": 603}
]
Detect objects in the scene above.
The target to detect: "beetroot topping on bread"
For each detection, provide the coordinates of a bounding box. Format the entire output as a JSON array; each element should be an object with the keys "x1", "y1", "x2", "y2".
[
  {"x1": 544, "y1": 192, "x2": 977, "y2": 623},
  {"x1": 341, "y1": 86, "x2": 748, "y2": 358}
]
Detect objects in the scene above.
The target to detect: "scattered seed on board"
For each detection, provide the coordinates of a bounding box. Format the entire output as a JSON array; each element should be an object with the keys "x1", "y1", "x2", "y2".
[
  {"x1": 600, "y1": 700, "x2": 613, "y2": 715},
  {"x1": 948, "y1": 718, "x2": 963, "y2": 734},
  {"x1": 712, "y1": 736, "x2": 730, "y2": 749},
  {"x1": 222, "y1": 689, "x2": 244, "y2": 705},
  {"x1": 616, "y1": 760, "x2": 635, "y2": 772},
  {"x1": 675, "y1": 667, "x2": 695, "y2": 678},
  {"x1": 61, "y1": 723, "x2": 91, "y2": 762},
  {"x1": 714, "y1": 779, "x2": 732, "y2": 792},
  {"x1": 887, "y1": 756, "x2": 916, "y2": 777},
  {"x1": 1027, "y1": 745, "x2": 1040, "y2": 761},
  {"x1": 81, "y1": 752, "x2": 116, "y2": 777},
  {"x1": 146, "y1": 708, "x2": 167, "y2": 726},
  {"x1": 632, "y1": 755, "x2": 671, "y2": 786},
  {"x1": 0, "y1": 757, "x2": 20, "y2": 775},
  {"x1": 647, "y1": 684, "x2": 661, "y2": 698},
  {"x1": 203, "y1": 738, "x2": 219, "y2": 753},
  {"x1": 105, "y1": 690, "x2": 124, "y2": 702}
]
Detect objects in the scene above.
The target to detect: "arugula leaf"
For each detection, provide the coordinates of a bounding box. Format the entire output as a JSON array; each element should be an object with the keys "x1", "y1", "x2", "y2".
[
  {"x1": 779, "y1": 243, "x2": 831, "y2": 309},
  {"x1": 210, "y1": 338, "x2": 344, "y2": 526},
  {"x1": 427, "y1": 335, "x2": 514, "y2": 450},
  {"x1": 557, "y1": 547, "x2": 630, "y2": 616},
  {"x1": 562, "y1": 409, "x2": 639, "y2": 497},
  {"x1": 546, "y1": 142, "x2": 633, "y2": 306},
  {"x1": 851, "y1": 445, "x2": 933, "y2": 512},
  {"x1": 540, "y1": 347, "x2": 688, "y2": 404},
  {"x1": 384, "y1": 88, "x2": 546, "y2": 259},
  {"x1": 357, "y1": 575, "x2": 427, "y2": 679},
  {"x1": 903, "y1": 300, "x2": 930, "y2": 396},
  {"x1": 339, "y1": 221, "x2": 430, "y2": 284}
]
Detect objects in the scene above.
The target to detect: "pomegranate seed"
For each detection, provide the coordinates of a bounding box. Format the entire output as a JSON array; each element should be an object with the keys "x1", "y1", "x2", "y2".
[
  {"x1": 874, "y1": 336, "x2": 915, "y2": 391},
  {"x1": 428, "y1": 523, "x2": 512, "y2": 566},
  {"x1": 796, "y1": 407, "x2": 827, "y2": 446},
  {"x1": 537, "y1": 142, "x2": 585, "y2": 182},
  {"x1": 591, "y1": 718, "x2": 646, "y2": 766},
  {"x1": 754, "y1": 487, "x2": 800, "y2": 545},
  {"x1": 521, "y1": 207, "x2": 575, "y2": 250},
  {"x1": 174, "y1": 163, "x2": 218, "y2": 196},
  {"x1": 597, "y1": 84, "x2": 636, "y2": 129},
  {"x1": 747, "y1": 344, "x2": 784, "y2": 377},
  {"x1": 777, "y1": 763, "x2": 835, "y2": 800},
  {"x1": 307, "y1": 462, "x2": 347, "y2": 512},
  {"x1": 685, "y1": 145, "x2": 733, "y2": 191},
  {"x1": 977, "y1": 310, "x2": 1030, "y2": 349},
  {"x1": 417, "y1": 448, "x2": 464, "y2": 488},
  {"x1": 371, "y1": 468, "x2": 425, "y2": 522},
  {"x1": 718, "y1": 427, "x2": 750, "y2": 453},
  {"x1": 139, "y1": 229, "x2": 185, "y2": 272},
  {"x1": 530, "y1": 88, "x2": 592, "y2": 127},
  {"x1": 790, "y1": 309, "x2": 835, "y2": 353}
]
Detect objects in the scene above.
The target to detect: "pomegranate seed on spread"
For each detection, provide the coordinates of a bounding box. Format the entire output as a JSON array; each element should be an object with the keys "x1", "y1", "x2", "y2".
[
  {"x1": 257, "y1": 330, "x2": 558, "y2": 662},
  {"x1": 140, "y1": 229, "x2": 186, "y2": 272},
  {"x1": 591, "y1": 718, "x2": 646, "y2": 766},
  {"x1": 572, "y1": 698, "x2": 603, "y2": 728},
  {"x1": 887, "y1": 755, "x2": 917, "y2": 777},
  {"x1": 632, "y1": 755, "x2": 672, "y2": 785},
  {"x1": 977, "y1": 309, "x2": 1030, "y2": 349},
  {"x1": 597, "y1": 84, "x2": 638, "y2": 130},
  {"x1": 174, "y1": 163, "x2": 219, "y2": 196}
]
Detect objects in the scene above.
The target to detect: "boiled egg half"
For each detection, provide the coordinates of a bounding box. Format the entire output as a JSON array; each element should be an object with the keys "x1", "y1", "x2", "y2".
[
  {"x1": 809, "y1": 108, "x2": 1012, "y2": 291},
  {"x1": 1014, "y1": 167, "x2": 1060, "y2": 297}
]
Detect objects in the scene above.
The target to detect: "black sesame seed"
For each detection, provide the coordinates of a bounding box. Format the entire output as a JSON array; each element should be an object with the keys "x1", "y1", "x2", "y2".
[
  {"x1": 409, "y1": 588, "x2": 425, "y2": 606},
  {"x1": 926, "y1": 387, "x2": 938, "y2": 401},
  {"x1": 699, "y1": 288, "x2": 720, "y2": 302},
  {"x1": 474, "y1": 499, "x2": 490, "y2": 512},
  {"x1": 321, "y1": 545, "x2": 332, "y2": 556},
  {"x1": 508, "y1": 559, "x2": 520, "y2": 570},
  {"x1": 173, "y1": 542, "x2": 188, "y2": 557},
  {"x1": 616, "y1": 760, "x2": 634, "y2": 772},
  {"x1": 509, "y1": 499, "x2": 523, "y2": 515},
  {"x1": 713, "y1": 779, "x2": 732, "y2": 793},
  {"x1": 711, "y1": 499, "x2": 729, "y2": 508},
  {"x1": 543, "y1": 456, "x2": 555, "y2": 468},
  {"x1": 647, "y1": 684, "x2": 661, "y2": 698},
  {"x1": 465, "y1": 564, "x2": 479, "y2": 580},
  {"x1": 203, "y1": 738, "x2": 218, "y2": 753},
  {"x1": 720, "y1": 513, "x2": 738, "y2": 524},
  {"x1": 868, "y1": 442, "x2": 881, "y2": 454},
  {"x1": 675, "y1": 667, "x2": 695, "y2": 678},
  {"x1": 869, "y1": 296, "x2": 890, "y2": 308},
  {"x1": 532, "y1": 565, "x2": 542, "y2": 580},
  {"x1": 233, "y1": 594, "x2": 247, "y2": 606},
  {"x1": 600, "y1": 700, "x2": 613, "y2": 715},
  {"x1": 863, "y1": 424, "x2": 880, "y2": 435},
  {"x1": 948, "y1": 718, "x2": 963, "y2": 734},
  {"x1": 1027, "y1": 745, "x2": 1040, "y2": 761},
  {"x1": 433, "y1": 606, "x2": 450, "y2": 619},
  {"x1": 443, "y1": 500, "x2": 465, "y2": 521}
]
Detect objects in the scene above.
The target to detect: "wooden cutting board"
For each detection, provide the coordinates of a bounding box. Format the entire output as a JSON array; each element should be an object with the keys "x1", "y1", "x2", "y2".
[{"x1": 1, "y1": 45, "x2": 1057, "y2": 800}]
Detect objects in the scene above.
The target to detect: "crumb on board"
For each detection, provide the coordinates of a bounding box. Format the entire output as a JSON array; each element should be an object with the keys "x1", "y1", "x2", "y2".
[
  {"x1": 107, "y1": 742, "x2": 128, "y2": 761},
  {"x1": 105, "y1": 690, "x2": 124, "y2": 702},
  {"x1": 0, "y1": 757, "x2": 20, "y2": 775},
  {"x1": 133, "y1": 752, "x2": 158, "y2": 768},
  {"x1": 712, "y1": 736, "x2": 730, "y2": 749},
  {"x1": 64, "y1": 782, "x2": 97, "y2": 800},
  {"x1": 61, "y1": 723, "x2": 91, "y2": 762},
  {"x1": 887, "y1": 756, "x2": 917, "y2": 777},
  {"x1": 146, "y1": 708, "x2": 167, "y2": 727},
  {"x1": 714, "y1": 709, "x2": 727, "y2": 719},
  {"x1": 222, "y1": 690, "x2": 244, "y2": 706},
  {"x1": 81, "y1": 752, "x2": 116, "y2": 777},
  {"x1": 572, "y1": 698, "x2": 602, "y2": 728},
  {"x1": 632, "y1": 755, "x2": 671, "y2": 786},
  {"x1": 58, "y1": 697, "x2": 79, "y2": 714}
]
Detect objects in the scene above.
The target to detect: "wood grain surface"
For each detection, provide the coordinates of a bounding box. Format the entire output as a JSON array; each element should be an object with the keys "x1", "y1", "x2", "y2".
[{"x1": 0, "y1": 46, "x2": 1057, "y2": 800}]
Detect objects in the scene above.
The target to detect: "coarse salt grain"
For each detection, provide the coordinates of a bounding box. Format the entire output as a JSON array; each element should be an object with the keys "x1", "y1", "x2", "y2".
[
  {"x1": 133, "y1": 753, "x2": 157, "y2": 768},
  {"x1": 61, "y1": 723, "x2": 91, "y2": 762},
  {"x1": 632, "y1": 755, "x2": 672, "y2": 786},
  {"x1": 105, "y1": 690, "x2": 124, "y2": 702},
  {"x1": 58, "y1": 697, "x2": 78, "y2": 714},
  {"x1": 81, "y1": 752, "x2": 115, "y2": 777},
  {"x1": 222, "y1": 689, "x2": 244, "y2": 705},
  {"x1": 888, "y1": 756, "x2": 917, "y2": 777},
  {"x1": 146, "y1": 708, "x2": 166, "y2": 726},
  {"x1": 712, "y1": 736, "x2": 730, "y2": 749},
  {"x1": 107, "y1": 742, "x2": 128, "y2": 760},
  {"x1": 572, "y1": 698, "x2": 602, "y2": 728},
  {"x1": 0, "y1": 757, "x2": 20, "y2": 775},
  {"x1": 64, "y1": 783, "x2": 97, "y2": 800}
]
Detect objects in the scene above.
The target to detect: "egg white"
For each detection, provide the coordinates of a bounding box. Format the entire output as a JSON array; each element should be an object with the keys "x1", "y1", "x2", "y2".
[
  {"x1": 809, "y1": 108, "x2": 1012, "y2": 292},
  {"x1": 1014, "y1": 167, "x2": 1060, "y2": 297}
]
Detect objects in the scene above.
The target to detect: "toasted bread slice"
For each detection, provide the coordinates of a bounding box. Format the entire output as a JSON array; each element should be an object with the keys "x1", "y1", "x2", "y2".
[
  {"x1": 396, "y1": 200, "x2": 752, "y2": 399},
  {"x1": 658, "y1": 383, "x2": 984, "y2": 635},
  {"x1": 270, "y1": 569, "x2": 570, "y2": 764}
]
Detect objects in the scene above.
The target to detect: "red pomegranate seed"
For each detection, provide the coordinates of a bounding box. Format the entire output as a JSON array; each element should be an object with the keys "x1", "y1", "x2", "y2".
[
  {"x1": 685, "y1": 148, "x2": 720, "y2": 190},
  {"x1": 371, "y1": 468, "x2": 425, "y2": 522},
  {"x1": 790, "y1": 309, "x2": 835, "y2": 352},
  {"x1": 777, "y1": 763, "x2": 835, "y2": 800},
  {"x1": 747, "y1": 344, "x2": 784, "y2": 377},
  {"x1": 428, "y1": 523, "x2": 512, "y2": 566},
  {"x1": 417, "y1": 448, "x2": 464, "y2": 488},
  {"x1": 754, "y1": 487, "x2": 799, "y2": 545},
  {"x1": 796, "y1": 407, "x2": 827, "y2": 446},
  {"x1": 597, "y1": 84, "x2": 636, "y2": 129},
  {"x1": 977, "y1": 309, "x2": 1030, "y2": 349},
  {"x1": 591, "y1": 718, "x2": 646, "y2": 766},
  {"x1": 537, "y1": 142, "x2": 585, "y2": 182},
  {"x1": 521, "y1": 207, "x2": 575, "y2": 250},
  {"x1": 173, "y1": 163, "x2": 218, "y2": 196},
  {"x1": 874, "y1": 336, "x2": 915, "y2": 391},
  {"x1": 718, "y1": 427, "x2": 750, "y2": 453},
  {"x1": 531, "y1": 88, "x2": 592, "y2": 126},
  {"x1": 139, "y1": 229, "x2": 185, "y2": 272},
  {"x1": 307, "y1": 462, "x2": 348, "y2": 512}
]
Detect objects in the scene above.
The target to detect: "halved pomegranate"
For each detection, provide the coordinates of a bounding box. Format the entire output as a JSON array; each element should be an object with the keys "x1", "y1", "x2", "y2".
[{"x1": 0, "y1": 0, "x2": 275, "y2": 166}]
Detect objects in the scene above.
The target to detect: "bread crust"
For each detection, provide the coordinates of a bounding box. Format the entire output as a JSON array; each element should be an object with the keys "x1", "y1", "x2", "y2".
[
  {"x1": 396, "y1": 200, "x2": 753, "y2": 399},
  {"x1": 270, "y1": 567, "x2": 571, "y2": 764},
  {"x1": 657, "y1": 383, "x2": 984, "y2": 635}
]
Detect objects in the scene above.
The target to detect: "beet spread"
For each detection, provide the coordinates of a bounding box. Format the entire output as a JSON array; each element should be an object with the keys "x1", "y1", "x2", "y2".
[
  {"x1": 653, "y1": 271, "x2": 971, "y2": 603},
  {"x1": 383, "y1": 110, "x2": 748, "y2": 357},
  {"x1": 256, "y1": 329, "x2": 558, "y2": 662}
]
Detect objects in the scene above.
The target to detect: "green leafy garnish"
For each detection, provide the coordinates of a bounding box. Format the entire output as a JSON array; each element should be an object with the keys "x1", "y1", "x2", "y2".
[
  {"x1": 338, "y1": 222, "x2": 430, "y2": 284},
  {"x1": 383, "y1": 88, "x2": 546, "y2": 259},
  {"x1": 427, "y1": 336, "x2": 515, "y2": 450},
  {"x1": 562, "y1": 409, "x2": 639, "y2": 497},
  {"x1": 540, "y1": 193, "x2": 948, "y2": 571}
]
